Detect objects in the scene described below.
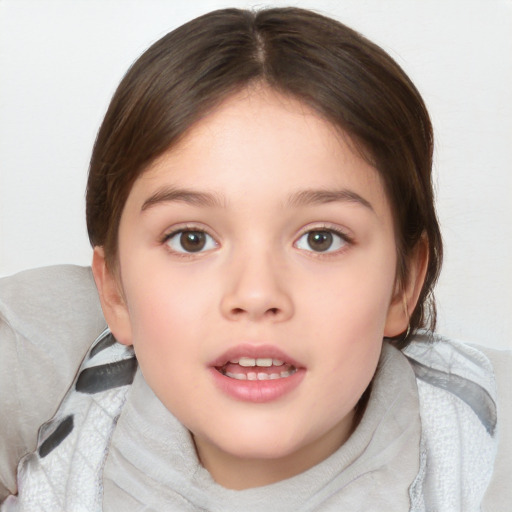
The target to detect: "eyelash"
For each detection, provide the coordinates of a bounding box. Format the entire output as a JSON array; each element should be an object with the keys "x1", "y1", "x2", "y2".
[
  {"x1": 294, "y1": 225, "x2": 354, "y2": 256},
  {"x1": 161, "y1": 225, "x2": 218, "y2": 258},
  {"x1": 160, "y1": 224, "x2": 354, "y2": 257}
]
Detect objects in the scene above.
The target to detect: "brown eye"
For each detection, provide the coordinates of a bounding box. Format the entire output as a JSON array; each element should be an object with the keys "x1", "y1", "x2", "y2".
[
  {"x1": 307, "y1": 231, "x2": 333, "y2": 252},
  {"x1": 295, "y1": 229, "x2": 348, "y2": 253},
  {"x1": 165, "y1": 230, "x2": 217, "y2": 254},
  {"x1": 180, "y1": 231, "x2": 206, "y2": 252}
]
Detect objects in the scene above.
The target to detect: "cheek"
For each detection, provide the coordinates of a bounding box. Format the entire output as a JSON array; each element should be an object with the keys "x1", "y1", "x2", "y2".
[
  {"x1": 300, "y1": 250, "x2": 396, "y2": 334},
  {"x1": 119, "y1": 256, "x2": 216, "y2": 371},
  {"x1": 298, "y1": 247, "x2": 396, "y2": 385},
  {"x1": 122, "y1": 244, "x2": 216, "y2": 320}
]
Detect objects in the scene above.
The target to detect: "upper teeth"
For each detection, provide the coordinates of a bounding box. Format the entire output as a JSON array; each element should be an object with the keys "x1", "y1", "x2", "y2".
[{"x1": 234, "y1": 357, "x2": 285, "y2": 367}]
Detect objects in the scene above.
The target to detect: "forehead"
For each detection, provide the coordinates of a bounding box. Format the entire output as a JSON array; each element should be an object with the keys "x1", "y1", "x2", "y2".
[{"x1": 126, "y1": 87, "x2": 390, "y2": 219}]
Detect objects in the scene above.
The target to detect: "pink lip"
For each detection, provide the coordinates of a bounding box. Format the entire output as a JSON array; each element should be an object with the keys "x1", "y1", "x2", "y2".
[{"x1": 209, "y1": 344, "x2": 306, "y2": 404}]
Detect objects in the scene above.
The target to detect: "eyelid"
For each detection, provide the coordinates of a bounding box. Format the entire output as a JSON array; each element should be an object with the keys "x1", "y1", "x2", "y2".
[
  {"x1": 294, "y1": 224, "x2": 354, "y2": 254},
  {"x1": 160, "y1": 222, "x2": 217, "y2": 241},
  {"x1": 161, "y1": 223, "x2": 219, "y2": 255},
  {"x1": 295, "y1": 222, "x2": 353, "y2": 241}
]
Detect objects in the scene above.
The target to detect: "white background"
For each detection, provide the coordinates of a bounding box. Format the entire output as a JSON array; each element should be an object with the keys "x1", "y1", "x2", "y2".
[{"x1": 0, "y1": 0, "x2": 511, "y2": 349}]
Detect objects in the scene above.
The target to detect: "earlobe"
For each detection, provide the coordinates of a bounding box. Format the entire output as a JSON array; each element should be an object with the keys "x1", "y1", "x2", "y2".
[
  {"x1": 384, "y1": 237, "x2": 429, "y2": 338},
  {"x1": 91, "y1": 247, "x2": 133, "y2": 346}
]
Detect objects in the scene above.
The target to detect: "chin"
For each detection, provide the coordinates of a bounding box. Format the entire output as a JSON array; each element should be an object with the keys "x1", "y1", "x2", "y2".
[{"x1": 203, "y1": 426, "x2": 310, "y2": 461}]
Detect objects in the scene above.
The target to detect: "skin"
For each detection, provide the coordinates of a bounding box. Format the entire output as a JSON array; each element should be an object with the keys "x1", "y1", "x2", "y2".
[{"x1": 93, "y1": 86, "x2": 427, "y2": 490}]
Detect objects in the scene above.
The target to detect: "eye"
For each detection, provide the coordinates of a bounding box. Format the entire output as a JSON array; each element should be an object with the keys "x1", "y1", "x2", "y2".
[
  {"x1": 164, "y1": 229, "x2": 217, "y2": 254},
  {"x1": 295, "y1": 229, "x2": 349, "y2": 253}
]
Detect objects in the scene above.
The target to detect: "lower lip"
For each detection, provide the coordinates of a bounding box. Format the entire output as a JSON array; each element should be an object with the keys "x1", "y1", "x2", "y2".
[{"x1": 210, "y1": 367, "x2": 305, "y2": 403}]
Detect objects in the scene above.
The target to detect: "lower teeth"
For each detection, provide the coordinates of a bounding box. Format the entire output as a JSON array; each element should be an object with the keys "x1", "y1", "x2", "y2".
[{"x1": 223, "y1": 368, "x2": 296, "y2": 381}]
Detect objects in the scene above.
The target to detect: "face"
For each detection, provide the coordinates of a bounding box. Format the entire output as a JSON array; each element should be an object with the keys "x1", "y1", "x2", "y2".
[{"x1": 95, "y1": 87, "x2": 410, "y2": 489}]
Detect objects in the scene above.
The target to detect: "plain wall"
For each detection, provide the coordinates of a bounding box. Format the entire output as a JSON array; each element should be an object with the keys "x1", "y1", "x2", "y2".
[{"x1": 0, "y1": 0, "x2": 511, "y2": 349}]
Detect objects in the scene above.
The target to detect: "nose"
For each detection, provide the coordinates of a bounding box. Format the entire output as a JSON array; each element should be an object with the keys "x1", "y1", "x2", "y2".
[{"x1": 220, "y1": 250, "x2": 294, "y2": 322}]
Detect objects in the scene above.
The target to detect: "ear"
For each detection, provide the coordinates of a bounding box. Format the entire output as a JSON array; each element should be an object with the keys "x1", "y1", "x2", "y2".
[
  {"x1": 92, "y1": 246, "x2": 133, "y2": 346},
  {"x1": 384, "y1": 236, "x2": 429, "y2": 338}
]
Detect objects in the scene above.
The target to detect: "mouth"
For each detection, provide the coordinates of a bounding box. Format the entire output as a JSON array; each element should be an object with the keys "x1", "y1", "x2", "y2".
[
  {"x1": 209, "y1": 345, "x2": 305, "y2": 402},
  {"x1": 216, "y1": 357, "x2": 298, "y2": 381}
]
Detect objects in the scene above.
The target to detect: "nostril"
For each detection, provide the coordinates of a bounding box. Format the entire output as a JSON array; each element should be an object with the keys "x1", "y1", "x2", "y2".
[{"x1": 229, "y1": 306, "x2": 280, "y2": 317}]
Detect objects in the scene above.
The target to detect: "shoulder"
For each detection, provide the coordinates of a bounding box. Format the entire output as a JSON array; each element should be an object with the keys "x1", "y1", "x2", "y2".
[
  {"x1": 404, "y1": 335, "x2": 498, "y2": 421},
  {"x1": 404, "y1": 334, "x2": 510, "y2": 430},
  {"x1": 0, "y1": 265, "x2": 106, "y2": 500},
  {"x1": 0, "y1": 264, "x2": 104, "y2": 336},
  {"x1": 404, "y1": 334, "x2": 511, "y2": 510},
  {"x1": 474, "y1": 345, "x2": 512, "y2": 511}
]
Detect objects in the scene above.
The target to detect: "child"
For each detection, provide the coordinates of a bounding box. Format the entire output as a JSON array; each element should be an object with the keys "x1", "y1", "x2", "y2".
[{"x1": 0, "y1": 7, "x2": 509, "y2": 511}]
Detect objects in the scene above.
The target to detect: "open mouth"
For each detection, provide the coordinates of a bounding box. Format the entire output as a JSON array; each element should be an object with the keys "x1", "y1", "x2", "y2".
[
  {"x1": 216, "y1": 357, "x2": 298, "y2": 381},
  {"x1": 211, "y1": 348, "x2": 305, "y2": 402}
]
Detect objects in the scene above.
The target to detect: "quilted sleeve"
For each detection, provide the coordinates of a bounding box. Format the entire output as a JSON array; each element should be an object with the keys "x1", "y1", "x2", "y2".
[
  {"x1": 0, "y1": 265, "x2": 106, "y2": 501},
  {"x1": 480, "y1": 346, "x2": 512, "y2": 511}
]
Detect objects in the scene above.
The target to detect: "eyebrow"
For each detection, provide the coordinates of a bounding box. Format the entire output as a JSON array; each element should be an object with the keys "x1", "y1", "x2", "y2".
[
  {"x1": 141, "y1": 186, "x2": 225, "y2": 211},
  {"x1": 287, "y1": 189, "x2": 374, "y2": 211},
  {"x1": 141, "y1": 186, "x2": 373, "y2": 213}
]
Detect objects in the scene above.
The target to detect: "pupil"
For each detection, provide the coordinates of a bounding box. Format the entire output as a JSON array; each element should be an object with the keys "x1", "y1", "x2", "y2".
[
  {"x1": 180, "y1": 231, "x2": 206, "y2": 252},
  {"x1": 308, "y1": 231, "x2": 332, "y2": 252}
]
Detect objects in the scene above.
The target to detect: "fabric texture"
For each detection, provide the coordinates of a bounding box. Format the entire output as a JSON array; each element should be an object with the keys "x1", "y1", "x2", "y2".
[
  {"x1": 2, "y1": 331, "x2": 135, "y2": 512},
  {"x1": 405, "y1": 339, "x2": 498, "y2": 511},
  {"x1": 0, "y1": 266, "x2": 106, "y2": 500}
]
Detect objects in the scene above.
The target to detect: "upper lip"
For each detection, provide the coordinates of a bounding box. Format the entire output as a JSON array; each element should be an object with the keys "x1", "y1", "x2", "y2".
[{"x1": 209, "y1": 344, "x2": 304, "y2": 369}]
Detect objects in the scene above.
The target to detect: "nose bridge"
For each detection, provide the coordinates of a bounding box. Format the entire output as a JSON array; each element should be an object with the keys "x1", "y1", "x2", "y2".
[{"x1": 221, "y1": 241, "x2": 293, "y2": 321}]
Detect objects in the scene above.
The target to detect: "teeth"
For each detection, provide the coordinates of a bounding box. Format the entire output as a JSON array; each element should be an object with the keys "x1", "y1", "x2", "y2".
[
  {"x1": 235, "y1": 357, "x2": 286, "y2": 367},
  {"x1": 238, "y1": 357, "x2": 256, "y2": 367},
  {"x1": 225, "y1": 372, "x2": 247, "y2": 380},
  {"x1": 223, "y1": 368, "x2": 297, "y2": 381}
]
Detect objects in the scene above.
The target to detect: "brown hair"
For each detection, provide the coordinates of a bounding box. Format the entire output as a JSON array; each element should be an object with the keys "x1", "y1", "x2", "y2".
[{"x1": 86, "y1": 7, "x2": 442, "y2": 347}]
